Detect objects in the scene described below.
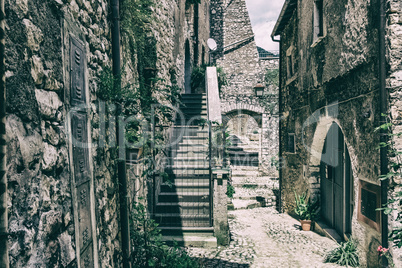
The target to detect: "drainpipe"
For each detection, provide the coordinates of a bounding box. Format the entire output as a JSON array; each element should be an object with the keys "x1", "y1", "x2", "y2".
[
  {"x1": 378, "y1": 0, "x2": 388, "y2": 260},
  {"x1": 0, "y1": 0, "x2": 8, "y2": 267},
  {"x1": 193, "y1": 3, "x2": 199, "y2": 66},
  {"x1": 111, "y1": 1, "x2": 131, "y2": 267},
  {"x1": 272, "y1": 37, "x2": 282, "y2": 213}
]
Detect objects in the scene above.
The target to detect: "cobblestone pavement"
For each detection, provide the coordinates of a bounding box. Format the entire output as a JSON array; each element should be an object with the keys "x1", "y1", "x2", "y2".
[{"x1": 186, "y1": 207, "x2": 345, "y2": 268}]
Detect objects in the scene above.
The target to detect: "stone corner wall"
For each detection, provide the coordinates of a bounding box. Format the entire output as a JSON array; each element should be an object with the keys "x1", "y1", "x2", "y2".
[{"x1": 387, "y1": 0, "x2": 402, "y2": 266}]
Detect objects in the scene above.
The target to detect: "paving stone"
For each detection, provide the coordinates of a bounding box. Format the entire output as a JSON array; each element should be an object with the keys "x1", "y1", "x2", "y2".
[{"x1": 186, "y1": 207, "x2": 345, "y2": 267}]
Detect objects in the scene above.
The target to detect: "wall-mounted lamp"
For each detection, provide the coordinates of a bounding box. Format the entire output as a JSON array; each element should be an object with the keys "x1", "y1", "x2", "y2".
[{"x1": 254, "y1": 82, "x2": 265, "y2": 97}]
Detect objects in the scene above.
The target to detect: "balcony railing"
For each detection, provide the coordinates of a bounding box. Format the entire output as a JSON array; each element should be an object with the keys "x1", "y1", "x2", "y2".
[{"x1": 258, "y1": 50, "x2": 279, "y2": 60}]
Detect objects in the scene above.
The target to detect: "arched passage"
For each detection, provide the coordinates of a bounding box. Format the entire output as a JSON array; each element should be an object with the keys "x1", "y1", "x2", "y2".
[{"x1": 222, "y1": 107, "x2": 264, "y2": 167}]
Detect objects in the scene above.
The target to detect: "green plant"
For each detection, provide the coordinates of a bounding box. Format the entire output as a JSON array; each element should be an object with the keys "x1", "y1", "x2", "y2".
[
  {"x1": 265, "y1": 68, "x2": 279, "y2": 88},
  {"x1": 294, "y1": 191, "x2": 319, "y2": 220},
  {"x1": 130, "y1": 202, "x2": 201, "y2": 267},
  {"x1": 190, "y1": 64, "x2": 227, "y2": 93},
  {"x1": 226, "y1": 183, "x2": 235, "y2": 198},
  {"x1": 270, "y1": 156, "x2": 280, "y2": 171},
  {"x1": 325, "y1": 239, "x2": 360, "y2": 267},
  {"x1": 377, "y1": 246, "x2": 395, "y2": 267},
  {"x1": 376, "y1": 114, "x2": 402, "y2": 249}
]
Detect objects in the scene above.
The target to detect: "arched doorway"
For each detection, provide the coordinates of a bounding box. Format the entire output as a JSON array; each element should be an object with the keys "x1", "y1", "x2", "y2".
[
  {"x1": 184, "y1": 40, "x2": 191, "y2": 94},
  {"x1": 320, "y1": 123, "x2": 353, "y2": 239},
  {"x1": 224, "y1": 112, "x2": 262, "y2": 167}
]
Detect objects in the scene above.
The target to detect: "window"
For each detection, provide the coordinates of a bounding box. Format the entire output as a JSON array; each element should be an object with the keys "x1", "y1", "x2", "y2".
[
  {"x1": 286, "y1": 46, "x2": 296, "y2": 81},
  {"x1": 287, "y1": 133, "x2": 296, "y2": 153},
  {"x1": 314, "y1": 0, "x2": 324, "y2": 40},
  {"x1": 357, "y1": 180, "x2": 381, "y2": 231},
  {"x1": 287, "y1": 55, "x2": 294, "y2": 77}
]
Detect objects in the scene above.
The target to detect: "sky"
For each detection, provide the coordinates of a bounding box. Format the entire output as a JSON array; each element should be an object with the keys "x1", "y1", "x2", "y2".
[{"x1": 245, "y1": 0, "x2": 285, "y2": 52}]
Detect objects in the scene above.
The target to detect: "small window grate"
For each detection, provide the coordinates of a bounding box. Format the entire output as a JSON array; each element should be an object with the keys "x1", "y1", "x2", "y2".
[{"x1": 287, "y1": 133, "x2": 295, "y2": 153}]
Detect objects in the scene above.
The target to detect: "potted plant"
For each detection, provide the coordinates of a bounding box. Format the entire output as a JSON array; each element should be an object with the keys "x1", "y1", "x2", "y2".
[{"x1": 294, "y1": 191, "x2": 319, "y2": 231}]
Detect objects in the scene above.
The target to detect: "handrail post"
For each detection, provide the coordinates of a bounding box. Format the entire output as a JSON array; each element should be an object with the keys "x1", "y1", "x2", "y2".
[{"x1": 209, "y1": 121, "x2": 213, "y2": 227}]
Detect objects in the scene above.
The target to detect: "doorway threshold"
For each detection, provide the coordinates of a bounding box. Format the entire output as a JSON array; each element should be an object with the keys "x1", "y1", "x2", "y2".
[{"x1": 314, "y1": 221, "x2": 343, "y2": 243}]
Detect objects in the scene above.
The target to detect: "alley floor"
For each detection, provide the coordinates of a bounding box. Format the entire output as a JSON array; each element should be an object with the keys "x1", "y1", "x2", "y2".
[{"x1": 186, "y1": 207, "x2": 345, "y2": 268}]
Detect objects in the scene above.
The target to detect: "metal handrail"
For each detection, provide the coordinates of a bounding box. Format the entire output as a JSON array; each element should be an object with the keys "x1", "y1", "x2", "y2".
[{"x1": 208, "y1": 121, "x2": 213, "y2": 227}]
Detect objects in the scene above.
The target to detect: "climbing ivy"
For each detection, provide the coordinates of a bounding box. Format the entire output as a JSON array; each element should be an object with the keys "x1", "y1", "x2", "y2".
[
  {"x1": 376, "y1": 115, "x2": 402, "y2": 249},
  {"x1": 265, "y1": 68, "x2": 279, "y2": 89},
  {"x1": 130, "y1": 202, "x2": 201, "y2": 267},
  {"x1": 191, "y1": 64, "x2": 228, "y2": 93}
]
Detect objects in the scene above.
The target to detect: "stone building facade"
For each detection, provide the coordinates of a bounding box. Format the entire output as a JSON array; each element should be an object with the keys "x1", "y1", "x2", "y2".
[
  {"x1": 210, "y1": 0, "x2": 279, "y2": 174},
  {"x1": 4, "y1": 0, "x2": 210, "y2": 267},
  {"x1": 272, "y1": 0, "x2": 402, "y2": 266}
]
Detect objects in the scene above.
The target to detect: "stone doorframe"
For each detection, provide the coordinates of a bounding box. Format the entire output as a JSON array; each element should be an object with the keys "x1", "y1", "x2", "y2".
[{"x1": 305, "y1": 115, "x2": 359, "y2": 207}]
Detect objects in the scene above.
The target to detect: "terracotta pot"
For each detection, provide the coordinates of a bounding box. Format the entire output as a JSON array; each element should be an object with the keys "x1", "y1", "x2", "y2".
[{"x1": 300, "y1": 219, "x2": 312, "y2": 231}]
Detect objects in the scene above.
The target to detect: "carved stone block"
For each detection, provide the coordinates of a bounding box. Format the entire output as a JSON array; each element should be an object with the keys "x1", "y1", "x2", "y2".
[{"x1": 70, "y1": 37, "x2": 86, "y2": 107}]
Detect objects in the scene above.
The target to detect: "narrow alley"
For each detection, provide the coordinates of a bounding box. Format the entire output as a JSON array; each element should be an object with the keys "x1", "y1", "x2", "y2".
[{"x1": 187, "y1": 207, "x2": 343, "y2": 268}]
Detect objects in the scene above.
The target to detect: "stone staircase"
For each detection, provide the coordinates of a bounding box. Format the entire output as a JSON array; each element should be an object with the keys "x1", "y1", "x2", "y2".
[
  {"x1": 227, "y1": 135, "x2": 259, "y2": 166},
  {"x1": 154, "y1": 93, "x2": 217, "y2": 247},
  {"x1": 227, "y1": 136, "x2": 279, "y2": 210}
]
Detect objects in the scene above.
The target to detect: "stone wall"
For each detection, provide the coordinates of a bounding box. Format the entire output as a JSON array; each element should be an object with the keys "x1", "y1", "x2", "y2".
[
  {"x1": 4, "y1": 0, "x2": 211, "y2": 267},
  {"x1": 387, "y1": 0, "x2": 402, "y2": 266},
  {"x1": 275, "y1": 0, "x2": 402, "y2": 266},
  {"x1": 6, "y1": 0, "x2": 115, "y2": 266},
  {"x1": 210, "y1": 0, "x2": 279, "y2": 175}
]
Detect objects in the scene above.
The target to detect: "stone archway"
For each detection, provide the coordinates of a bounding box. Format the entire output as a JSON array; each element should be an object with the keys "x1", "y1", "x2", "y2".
[
  {"x1": 222, "y1": 103, "x2": 265, "y2": 128},
  {"x1": 221, "y1": 103, "x2": 278, "y2": 174},
  {"x1": 306, "y1": 116, "x2": 357, "y2": 240}
]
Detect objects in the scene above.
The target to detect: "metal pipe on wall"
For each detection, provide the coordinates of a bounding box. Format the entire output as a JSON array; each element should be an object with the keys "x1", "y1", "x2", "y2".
[
  {"x1": 272, "y1": 37, "x2": 282, "y2": 213},
  {"x1": 111, "y1": 0, "x2": 131, "y2": 267},
  {"x1": 378, "y1": 0, "x2": 389, "y2": 262},
  {"x1": 0, "y1": 0, "x2": 9, "y2": 266}
]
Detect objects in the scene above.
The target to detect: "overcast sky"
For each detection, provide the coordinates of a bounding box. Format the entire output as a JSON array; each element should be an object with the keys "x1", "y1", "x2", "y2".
[{"x1": 245, "y1": 0, "x2": 285, "y2": 51}]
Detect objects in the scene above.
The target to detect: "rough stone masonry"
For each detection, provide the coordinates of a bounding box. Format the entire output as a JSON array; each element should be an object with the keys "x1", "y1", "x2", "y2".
[{"x1": 4, "y1": 0, "x2": 211, "y2": 267}]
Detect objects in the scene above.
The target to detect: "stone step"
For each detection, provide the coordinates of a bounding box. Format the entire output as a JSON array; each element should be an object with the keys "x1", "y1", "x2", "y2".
[
  {"x1": 155, "y1": 202, "x2": 210, "y2": 214},
  {"x1": 160, "y1": 184, "x2": 210, "y2": 193},
  {"x1": 158, "y1": 191, "x2": 210, "y2": 203},
  {"x1": 153, "y1": 213, "x2": 211, "y2": 227},
  {"x1": 231, "y1": 171, "x2": 259, "y2": 178},
  {"x1": 232, "y1": 177, "x2": 279, "y2": 186},
  {"x1": 163, "y1": 174, "x2": 210, "y2": 180},
  {"x1": 172, "y1": 131, "x2": 209, "y2": 139},
  {"x1": 166, "y1": 165, "x2": 209, "y2": 171},
  {"x1": 178, "y1": 138, "x2": 208, "y2": 145},
  {"x1": 174, "y1": 145, "x2": 208, "y2": 153},
  {"x1": 231, "y1": 167, "x2": 259, "y2": 172},
  {"x1": 159, "y1": 226, "x2": 214, "y2": 236},
  {"x1": 230, "y1": 199, "x2": 264, "y2": 210},
  {"x1": 181, "y1": 93, "x2": 206, "y2": 99},
  {"x1": 180, "y1": 108, "x2": 208, "y2": 115},
  {"x1": 161, "y1": 235, "x2": 217, "y2": 248},
  {"x1": 171, "y1": 157, "x2": 209, "y2": 165},
  {"x1": 174, "y1": 150, "x2": 208, "y2": 157},
  {"x1": 232, "y1": 187, "x2": 276, "y2": 200}
]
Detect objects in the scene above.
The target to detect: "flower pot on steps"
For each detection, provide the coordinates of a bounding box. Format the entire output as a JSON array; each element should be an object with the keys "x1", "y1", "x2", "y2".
[{"x1": 300, "y1": 220, "x2": 312, "y2": 231}]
